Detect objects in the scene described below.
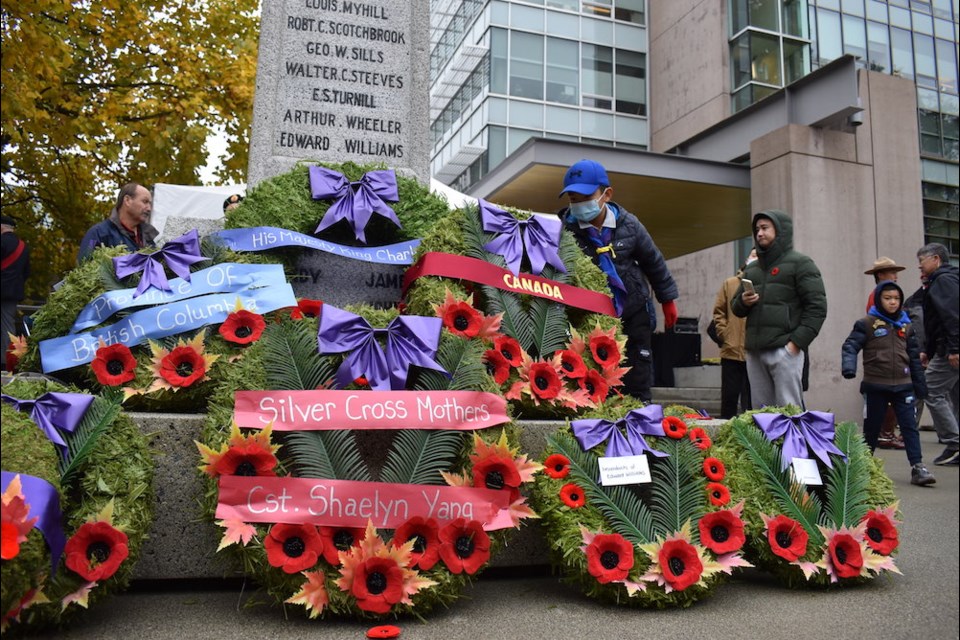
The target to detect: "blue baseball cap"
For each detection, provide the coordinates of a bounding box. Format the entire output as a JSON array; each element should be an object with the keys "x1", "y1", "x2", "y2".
[{"x1": 559, "y1": 159, "x2": 610, "y2": 197}]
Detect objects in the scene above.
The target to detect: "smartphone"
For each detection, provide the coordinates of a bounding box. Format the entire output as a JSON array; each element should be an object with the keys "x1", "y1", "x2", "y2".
[{"x1": 742, "y1": 279, "x2": 755, "y2": 294}]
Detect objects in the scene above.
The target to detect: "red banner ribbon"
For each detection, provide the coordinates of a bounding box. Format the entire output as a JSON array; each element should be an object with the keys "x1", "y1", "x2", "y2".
[{"x1": 403, "y1": 252, "x2": 617, "y2": 316}]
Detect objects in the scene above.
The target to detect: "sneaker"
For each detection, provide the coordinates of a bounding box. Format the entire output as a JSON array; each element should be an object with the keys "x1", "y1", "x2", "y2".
[
  {"x1": 932, "y1": 447, "x2": 960, "y2": 466},
  {"x1": 911, "y1": 464, "x2": 936, "y2": 486}
]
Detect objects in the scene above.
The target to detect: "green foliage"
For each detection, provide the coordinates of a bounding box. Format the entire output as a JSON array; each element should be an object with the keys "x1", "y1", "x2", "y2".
[
  {"x1": 648, "y1": 438, "x2": 707, "y2": 539},
  {"x1": 284, "y1": 431, "x2": 372, "y2": 482},
  {"x1": 379, "y1": 431, "x2": 466, "y2": 485},
  {"x1": 59, "y1": 391, "x2": 123, "y2": 487},
  {"x1": 822, "y1": 421, "x2": 873, "y2": 528},
  {"x1": 528, "y1": 297, "x2": 570, "y2": 356},
  {"x1": 414, "y1": 334, "x2": 493, "y2": 393},
  {"x1": 482, "y1": 286, "x2": 535, "y2": 351},
  {"x1": 260, "y1": 320, "x2": 335, "y2": 392}
]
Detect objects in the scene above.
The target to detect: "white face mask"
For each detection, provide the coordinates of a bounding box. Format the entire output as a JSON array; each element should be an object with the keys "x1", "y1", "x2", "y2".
[{"x1": 569, "y1": 198, "x2": 603, "y2": 222}]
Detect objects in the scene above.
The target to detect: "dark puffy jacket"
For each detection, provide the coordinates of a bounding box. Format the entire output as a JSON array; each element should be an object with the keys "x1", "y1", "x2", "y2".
[
  {"x1": 78, "y1": 209, "x2": 158, "y2": 263},
  {"x1": 1, "y1": 231, "x2": 30, "y2": 301},
  {"x1": 731, "y1": 210, "x2": 826, "y2": 350},
  {"x1": 563, "y1": 202, "x2": 677, "y2": 318},
  {"x1": 922, "y1": 263, "x2": 959, "y2": 357}
]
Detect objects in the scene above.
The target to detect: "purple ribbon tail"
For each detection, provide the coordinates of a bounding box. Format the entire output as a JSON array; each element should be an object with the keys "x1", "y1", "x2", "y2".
[
  {"x1": 2, "y1": 392, "x2": 94, "y2": 456},
  {"x1": 2, "y1": 471, "x2": 66, "y2": 575},
  {"x1": 753, "y1": 411, "x2": 845, "y2": 471},
  {"x1": 623, "y1": 405, "x2": 669, "y2": 458},
  {"x1": 524, "y1": 215, "x2": 566, "y2": 275},
  {"x1": 112, "y1": 229, "x2": 208, "y2": 297},
  {"x1": 310, "y1": 167, "x2": 400, "y2": 243}
]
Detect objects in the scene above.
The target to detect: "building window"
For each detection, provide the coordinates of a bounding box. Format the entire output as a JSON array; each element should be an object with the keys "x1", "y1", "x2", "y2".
[
  {"x1": 922, "y1": 182, "x2": 959, "y2": 262},
  {"x1": 615, "y1": 49, "x2": 646, "y2": 115},
  {"x1": 509, "y1": 31, "x2": 544, "y2": 99},
  {"x1": 614, "y1": 0, "x2": 645, "y2": 25},
  {"x1": 582, "y1": 43, "x2": 613, "y2": 109},
  {"x1": 547, "y1": 37, "x2": 579, "y2": 104}
]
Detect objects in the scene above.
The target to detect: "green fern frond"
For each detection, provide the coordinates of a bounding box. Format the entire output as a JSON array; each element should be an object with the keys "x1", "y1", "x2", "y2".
[
  {"x1": 481, "y1": 286, "x2": 535, "y2": 352},
  {"x1": 529, "y1": 297, "x2": 570, "y2": 357},
  {"x1": 261, "y1": 321, "x2": 335, "y2": 391},
  {"x1": 733, "y1": 422, "x2": 826, "y2": 546},
  {"x1": 648, "y1": 439, "x2": 707, "y2": 538},
  {"x1": 380, "y1": 430, "x2": 467, "y2": 485},
  {"x1": 460, "y1": 204, "x2": 493, "y2": 261},
  {"x1": 98, "y1": 258, "x2": 127, "y2": 291},
  {"x1": 822, "y1": 421, "x2": 873, "y2": 527},
  {"x1": 414, "y1": 335, "x2": 488, "y2": 392},
  {"x1": 283, "y1": 431, "x2": 371, "y2": 481},
  {"x1": 60, "y1": 395, "x2": 122, "y2": 486},
  {"x1": 548, "y1": 432, "x2": 655, "y2": 544}
]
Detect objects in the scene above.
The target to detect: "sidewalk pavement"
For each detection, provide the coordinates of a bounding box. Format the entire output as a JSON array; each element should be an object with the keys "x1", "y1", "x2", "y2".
[{"x1": 23, "y1": 432, "x2": 960, "y2": 640}]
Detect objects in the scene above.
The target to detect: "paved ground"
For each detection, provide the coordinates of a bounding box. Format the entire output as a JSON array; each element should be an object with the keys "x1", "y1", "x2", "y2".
[{"x1": 21, "y1": 431, "x2": 960, "y2": 640}]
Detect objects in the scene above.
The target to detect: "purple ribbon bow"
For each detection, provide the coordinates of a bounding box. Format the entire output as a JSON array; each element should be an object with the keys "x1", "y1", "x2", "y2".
[
  {"x1": 113, "y1": 229, "x2": 209, "y2": 297},
  {"x1": 571, "y1": 404, "x2": 670, "y2": 458},
  {"x1": 309, "y1": 167, "x2": 401, "y2": 243},
  {"x1": 752, "y1": 410, "x2": 847, "y2": 471},
  {"x1": 317, "y1": 305, "x2": 448, "y2": 391},
  {"x1": 1, "y1": 392, "x2": 94, "y2": 457},
  {"x1": 2, "y1": 471, "x2": 66, "y2": 574},
  {"x1": 479, "y1": 199, "x2": 566, "y2": 276}
]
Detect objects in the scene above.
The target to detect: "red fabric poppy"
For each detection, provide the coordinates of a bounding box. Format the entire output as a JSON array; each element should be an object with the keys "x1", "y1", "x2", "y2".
[
  {"x1": 482, "y1": 349, "x2": 511, "y2": 385},
  {"x1": 493, "y1": 335, "x2": 523, "y2": 366},
  {"x1": 766, "y1": 515, "x2": 809, "y2": 562},
  {"x1": 662, "y1": 416, "x2": 688, "y2": 439},
  {"x1": 367, "y1": 625, "x2": 402, "y2": 639},
  {"x1": 578, "y1": 369, "x2": 609, "y2": 404},
  {"x1": 354, "y1": 376, "x2": 369, "y2": 388},
  {"x1": 472, "y1": 454, "x2": 522, "y2": 503},
  {"x1": 557, "y1": 349, "x2": 587, "y2": 379},
  {"x1": 698, "y1": 510, "x2": 746, "y2": 554},
  {"x1": 298, "y1": 298, "x2": 323, "y2": 318},
  {"x1": 528, "y1": 362, "x2": 563, "y2": 400},
  {"x1": 392, "y1": 516, "x2": 441, "y2": 570},
  {"x1": 64, "y1": 521, "x2": 130, "y2": 582},
  {"x1": 589, "y1": 334, "x2": 621, "y2": 368},
  {"x1": 439, "y1": 518, "x2": 490, "y2": 575},
  {"x1": 5, "y1": 342, "x2": 20, "y2": 373},
  {"x1": 543, "y1": 453, "x2": 570, "y2": 479},
  {"x1": 1, "y1": 522, "x2": 22, "y2": 560},
  {"x1": 442, "y1": 301, "x2": 483, "y2": 338},
  {"x1": 828, "y1": 533, "x2": 864, "y2": 579},
  {"x1": 91, "y1": 343, "x2": 137, "y2": 386},
  {"x1": 559, "y1": 483, "x2": 586, "y2": 508},
  {"x1": 659, "y1": 538, "x2": 703, "y2": 591},
  {"x1": 218, "y1": 309, "x2": 266, "y2": 345},
  {"x1": 861, "y1": 510, "x2": 899, "y2": 556},
  {"x1": 318, "y1": 526, "x2": 364, "y2": 566},
  {"x1": 211, "y1": 441, "x2": 278, "y2": 477},
  {"x1": 158, "y1": 344, "x2": 207, "y2": 387},
  {"x1": 688, "y1": 427, "x2": 711, "y2": 450},
  {"x1": 351, "y1": 556, "x2": 405, "y2": 614},
  {"x1": 585, "y1": 532, "x2": 634, "y2": 584},
  {"x1": 702, "y1": 457, "x2": 726, "y2": 482},
  {"x1": 771, "y1": 267, "x2": 780, "y2": 275},
  {"x1": 264, "y1": 523, "x2": 323, "y2": 573},
  {"x1": 706, "y1": 482, "x2": 730, "y2": 506}
]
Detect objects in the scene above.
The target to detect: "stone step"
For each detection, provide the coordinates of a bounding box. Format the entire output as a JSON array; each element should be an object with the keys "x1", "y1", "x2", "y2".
[{"x1": 651, "y1": 387, "x2": 722, "y2": 417}]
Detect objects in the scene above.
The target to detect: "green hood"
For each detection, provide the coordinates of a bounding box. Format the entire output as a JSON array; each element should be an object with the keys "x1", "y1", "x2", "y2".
[{"x1": 753, "y1": 209, "x2": 793, "y2": 267}]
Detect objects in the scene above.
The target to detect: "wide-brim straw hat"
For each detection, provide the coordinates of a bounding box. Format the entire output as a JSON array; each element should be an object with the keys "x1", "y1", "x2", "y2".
[{"x1": 865, "y1": 256, "x2": 906, "y2": 275}]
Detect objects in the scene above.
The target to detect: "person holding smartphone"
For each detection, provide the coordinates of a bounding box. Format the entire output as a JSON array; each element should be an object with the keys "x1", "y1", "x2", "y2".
[{"x1": 731, "y1": 211, "x2": 827, "y2": 410}]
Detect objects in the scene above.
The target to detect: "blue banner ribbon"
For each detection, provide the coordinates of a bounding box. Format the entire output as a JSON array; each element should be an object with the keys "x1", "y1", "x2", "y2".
[
  {"x1": 2, "y1": 471, "x2": 66, "y2": 574},
  {"x1": 70, "y1": 264, "x2": 288, "y2": 333},
  {"x1": 40, "y1": 284, "x2": 298, "y2": 373},
  {"x1": 212, "y1": 227, "x2": 420, "y2": 265}
]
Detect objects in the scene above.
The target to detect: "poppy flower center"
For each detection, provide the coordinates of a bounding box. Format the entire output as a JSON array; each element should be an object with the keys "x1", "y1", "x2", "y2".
[
  {"x1": 107, "y1": 359, "x2": 126, "y2": 375},
  {"x1": 500, "y1": 348, "x2": 513, "y2": 360},
  {"x1": 485, "y1": 362, "x2": 497, "y2": 376},
  {"x1": 866, "y1": 527, "x2": 883, "y2": 543},
  {"x1": 668, "y1": 556, "x2": 685, "y2": 576},
  {"x1": 775, "y1": 531, "x2": 793, "y2": 548},
  {"x1": 596, "y1": 347, "x2": 608, "y2": 360},
  {"x1": 585, "y1": 381, "x2": 595, "y2": 394},
  {"x1": 484, "y1": 470, "x2": 505, "y2": 491},
  {"x1": 175, "y1": 361, "x2": 194, "y2": 377},
  {"x1": 333, "y1": 530, "x2": 355, "y2": 550},
  {"x1": 234, "y1": 461, "x2": 257, "y2": 476},
  {"x1": 86, "y1": 541, "x2": 111, "y2": 564},
  {"x1": 712, "y1": 490, "x2": 722, "y2": 499},
  {"x1": 534, "y1": 375, "x2": 550, "y2": 390},
  {"x1": 366, "y1": 570, "x2": 388, "y2": 595},
  {"x1": 409, "y1": 533, "x2": 428, "y2": 553},
  {"x1": 454, "y1": 315, "x2": 469, "y2": 331},
  {"x1": 709, "y1": 465, "x2": 719, "y2": 474},
  {"x1": 454, "y1": 534, "x2": 475, "y2": 558},
  {"x1": 283, "y1": 536, "x2": 306, "y2": 558},
  {"x1": 599, "y1": 550, "x2": 620, "y2": 570},
  {"x1": 835, "y1": 546, "x2": 848, "y2": 564},
  {"x1": 710, "y1": 525, "x2": 730, "y2": 543},
  {"x1": 562, "y1": 360, "x2": 574, "y2": 372},
  {"x1": 235, "y1": 325, "x2": 252, "y2": 338},
  {"x1": 553, "y1": 463, "x2": 565, "y2": 473},
  {"x1": 568, "y1": 491, "x2": 580, "y2": 502}
]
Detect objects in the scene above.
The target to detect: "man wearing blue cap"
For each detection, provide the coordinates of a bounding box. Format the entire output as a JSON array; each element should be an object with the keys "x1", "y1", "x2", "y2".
[{"x1": 559, "y1": 159, "x2": 679, "y2": 403}]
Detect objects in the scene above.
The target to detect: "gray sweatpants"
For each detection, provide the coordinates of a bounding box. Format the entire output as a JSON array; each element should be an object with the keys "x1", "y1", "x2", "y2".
[
  {"x1": 746, "y1": 346, "x2": 805, "y2": 410},
  {"x1": 924, "y1": 354, "x2": 959, "y2": 446}
]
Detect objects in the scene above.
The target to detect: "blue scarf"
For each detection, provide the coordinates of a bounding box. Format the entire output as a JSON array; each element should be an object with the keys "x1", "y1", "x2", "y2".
[
  {"x1": 574, "y1": 206, "x2": 627, "y2": 315},
  {"x1": 867, "y1": 306, "x2": 910, "y2": 329}
]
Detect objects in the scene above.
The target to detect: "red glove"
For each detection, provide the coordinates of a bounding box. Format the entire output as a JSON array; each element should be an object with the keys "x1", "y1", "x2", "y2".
[{"x1": 662, "y1": 300, "x2": 678, "y2": 329}]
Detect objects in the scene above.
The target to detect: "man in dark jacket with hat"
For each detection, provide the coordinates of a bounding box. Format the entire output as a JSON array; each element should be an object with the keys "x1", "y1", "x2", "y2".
[
  {"x1": 732, "y1": 210, "x2": 826, "y2": 409},
  {"x1": 559, "y1": 159, "x2": 679, "y2": 403},
  {"x1": 1, "y1": 214, "x2": 30, "y2": 368},
  {"x1": 916, "y1": 242, "x2": 959, "y2": 465}
]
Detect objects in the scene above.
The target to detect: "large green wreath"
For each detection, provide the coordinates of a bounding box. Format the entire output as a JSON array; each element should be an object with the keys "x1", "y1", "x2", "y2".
[
  {"x1": 403, "y1": 203, "x2": 629, "y2": 418},
  {"x1": 1, "y1": 378, "x2": 154, "y2": 635},
  {"x1": 710, "y1": 409, "x2": 901, "y2": 588},
  {"x1": 529, "y1": 407, "x2": 750, "y2": 608},
  {"x1": 197, "y1": 307, "x2": 539, "y2": 619}
]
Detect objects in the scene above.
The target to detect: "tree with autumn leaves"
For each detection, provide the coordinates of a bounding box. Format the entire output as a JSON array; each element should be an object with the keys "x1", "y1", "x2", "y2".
[{"x1": 1, "y1": 0, "x2": 259, "y2": 299}]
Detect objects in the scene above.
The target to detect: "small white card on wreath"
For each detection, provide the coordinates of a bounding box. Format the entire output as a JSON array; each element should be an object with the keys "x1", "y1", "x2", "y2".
[
  {"x1": 791, "y1": 457, "x2": 823, "y2": 486},
  {"x1": 598, "y1": 455, "x2": 651, "y2": 486}
]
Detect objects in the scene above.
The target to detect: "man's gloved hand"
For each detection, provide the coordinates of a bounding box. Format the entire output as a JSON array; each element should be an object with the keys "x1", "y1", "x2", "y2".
[{"x1": 662, "y1": 300, "x2": 678, "y2": 329}]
